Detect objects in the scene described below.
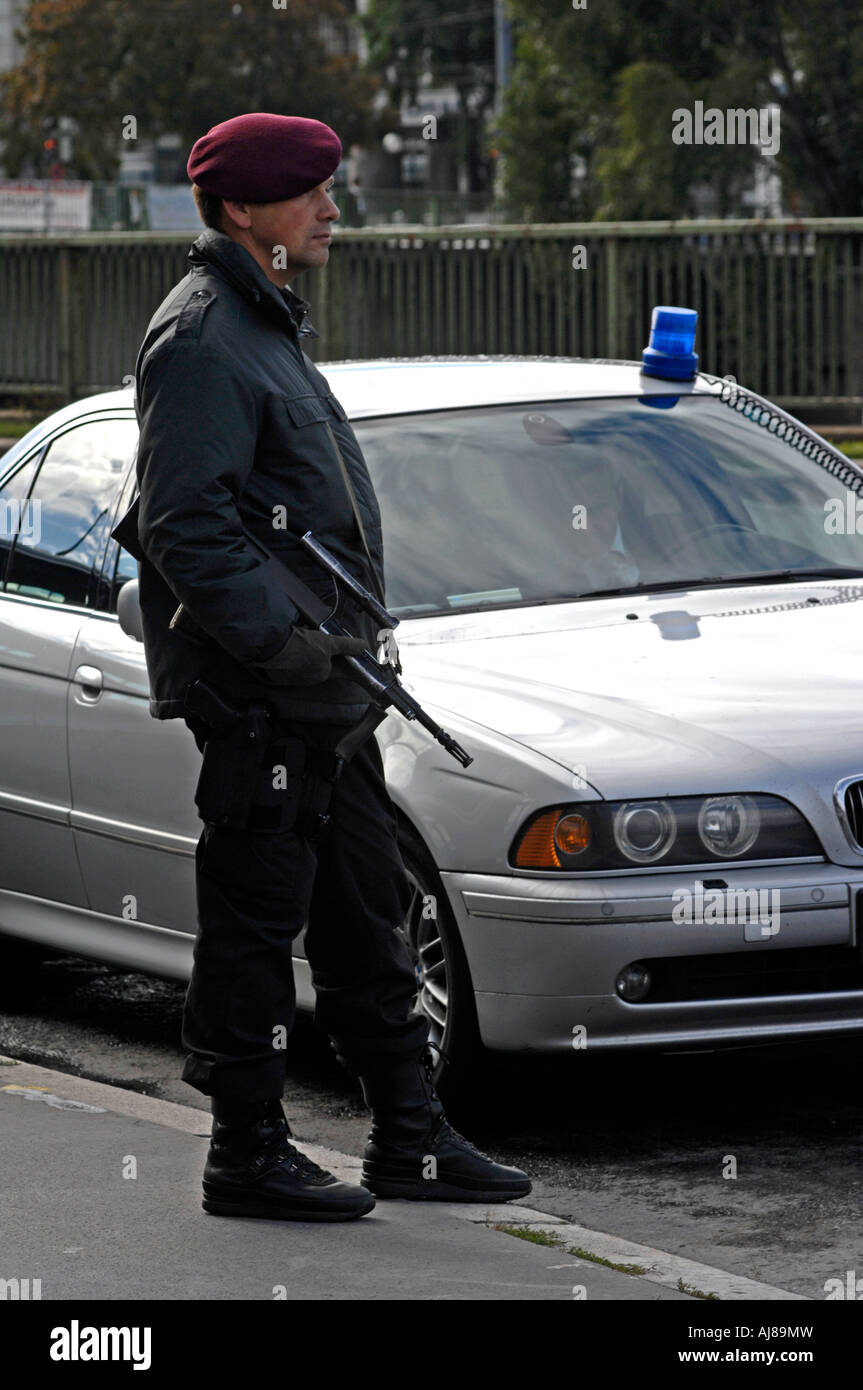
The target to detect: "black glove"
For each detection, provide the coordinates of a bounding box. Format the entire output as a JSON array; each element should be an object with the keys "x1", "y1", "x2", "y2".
[{"x1": 254, "y1": 627, "x2": 368, "y2": 686}]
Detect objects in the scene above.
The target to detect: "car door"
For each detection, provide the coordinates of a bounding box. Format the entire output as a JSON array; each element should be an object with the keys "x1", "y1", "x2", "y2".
[
  {"x1": 66, "y1": 467, "x2": 201, "y2": 936},
  {"x1": 0, "y1": 418, "x2": 130, "y2": 911}
]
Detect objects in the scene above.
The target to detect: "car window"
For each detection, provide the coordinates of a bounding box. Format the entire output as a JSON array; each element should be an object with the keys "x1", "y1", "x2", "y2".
[
  {"x1": 0, "y1": 451, "x2": 43, "y2": 587},
  {"x1": 91, "y1": 464, "x2": 140, "y2": 614},
  {"x1": 106, "y1": 511, "x2": 141, "y2": 615},
  {"x1": 354, "y1": 398, "x2": 863, "y2": 615},
  {"x1": 4, "y1": 419, "x2": 137, "y2": 608}
]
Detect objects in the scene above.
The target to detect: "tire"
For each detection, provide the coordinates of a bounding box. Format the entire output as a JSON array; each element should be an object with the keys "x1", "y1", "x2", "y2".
[{"x1": 395, "y1": 822, "x2": 482, "y2": 1088}]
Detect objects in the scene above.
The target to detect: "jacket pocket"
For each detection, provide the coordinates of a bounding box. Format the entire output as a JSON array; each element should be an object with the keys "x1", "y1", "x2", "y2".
[{"x1": 283, "y1": 393, "x2": 346, "y2": 427}]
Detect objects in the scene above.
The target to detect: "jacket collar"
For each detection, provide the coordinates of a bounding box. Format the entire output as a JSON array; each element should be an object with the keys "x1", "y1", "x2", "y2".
[{"x1": 187, "y1": 228, "x2": 319, "y2": 339}]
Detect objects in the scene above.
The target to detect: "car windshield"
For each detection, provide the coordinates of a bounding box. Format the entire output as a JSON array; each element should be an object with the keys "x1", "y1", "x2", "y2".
[{"x1": 353, "y1": 395, "x2": 863, "y2": 616}]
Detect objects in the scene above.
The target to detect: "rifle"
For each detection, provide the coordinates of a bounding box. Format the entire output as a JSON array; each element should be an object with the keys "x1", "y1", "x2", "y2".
[{"x1": 171, "y1": 526, "x2": 473, "y2": 769}]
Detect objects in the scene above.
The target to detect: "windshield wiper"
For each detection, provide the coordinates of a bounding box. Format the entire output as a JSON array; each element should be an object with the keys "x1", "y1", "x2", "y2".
[
  {"x1": 571, "y1": 568, "x2": 863, "y2": 601},
  {"x1": 677, "y1": 567, "x2": 863, "y2": 589},
  {"x1": 398, "y1": 568, "x2": 863, "y2": 618}
]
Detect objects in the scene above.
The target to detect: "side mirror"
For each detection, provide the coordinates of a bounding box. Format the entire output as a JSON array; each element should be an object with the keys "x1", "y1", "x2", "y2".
[{"x1": 117, "y1": 578, "x2": 144, "y2": 642}]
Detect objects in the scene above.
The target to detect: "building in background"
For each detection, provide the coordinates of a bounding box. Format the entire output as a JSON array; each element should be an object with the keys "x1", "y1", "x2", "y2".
[
  {"x1": 0, "y1": 0, "x2": 25, "y2": 172},
  {"x1": 0, "y1": 0, "x2": 25, "y2": 74}
]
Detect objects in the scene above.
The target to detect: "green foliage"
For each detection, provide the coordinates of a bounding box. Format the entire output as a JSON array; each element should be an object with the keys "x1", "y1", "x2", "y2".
[
  {"x1": 497, "y1": 1225, "x2": 650, "y2": 1278},
  {"x1": 0, "y1": 0, "x2": 379, "y2": 180},
  {"x1": 7, "y1": 0, "x2": 861, "y2": 214},
  {"x1": 677, "y1": 1277, "x2": 720, "y2": 1299},
  {"x1": 494, "y1": 1224, "x2": 563, "y2": 1246},
  {"x1": 497, "y1": 0, "x2": 863, "y2": 221},
  {"x1": 593, "y1": 62, "x2": 694, "y2": 220},
  {"x1": 494, "y1": 20, "x2": 596, "y2": 221},
  {"x1": 568, "y1": 1245, "x2": 648, "y2": 1276}
]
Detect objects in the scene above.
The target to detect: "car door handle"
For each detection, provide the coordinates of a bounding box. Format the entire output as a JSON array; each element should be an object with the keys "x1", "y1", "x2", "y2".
[{"x1": 73, "y1": 664, "x2": 104, "y2": 700}]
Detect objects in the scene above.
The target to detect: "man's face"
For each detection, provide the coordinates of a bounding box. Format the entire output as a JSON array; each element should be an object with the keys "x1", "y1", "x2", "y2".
[{"x1": 222, "y1": 177, "x2": 339, "y2": 286}]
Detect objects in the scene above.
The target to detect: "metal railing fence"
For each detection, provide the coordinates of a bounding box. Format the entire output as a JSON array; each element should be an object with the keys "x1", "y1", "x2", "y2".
[{"x1": 1, "y1": 219, "x2": 860, "y2": 409}]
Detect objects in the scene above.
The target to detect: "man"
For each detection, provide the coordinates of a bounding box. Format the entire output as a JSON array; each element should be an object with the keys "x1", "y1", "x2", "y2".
[{"x1": 127, "y1": 112, "x2": 530, "y2": 1222}]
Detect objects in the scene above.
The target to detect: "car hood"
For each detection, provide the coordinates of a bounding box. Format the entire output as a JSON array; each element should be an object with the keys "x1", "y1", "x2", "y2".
[{"x1": 400, "y1": 579, "x2": 863, "y2": 800}]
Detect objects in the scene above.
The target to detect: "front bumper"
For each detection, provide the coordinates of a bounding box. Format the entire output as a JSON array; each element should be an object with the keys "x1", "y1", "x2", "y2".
[{"x1": 441, "y1": 861, "x2": 863, "y2": 1053}]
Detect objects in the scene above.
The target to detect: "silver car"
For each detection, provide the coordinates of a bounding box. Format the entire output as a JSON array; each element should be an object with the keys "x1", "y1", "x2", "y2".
[{"x1": 2, "y1": 353, "x2": 863, "y2": 1071}]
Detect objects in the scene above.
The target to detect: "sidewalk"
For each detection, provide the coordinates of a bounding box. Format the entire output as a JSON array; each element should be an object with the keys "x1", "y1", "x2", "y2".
[{"x1": 1, "y1": 1056, "x2": 691, "y2": 1302}]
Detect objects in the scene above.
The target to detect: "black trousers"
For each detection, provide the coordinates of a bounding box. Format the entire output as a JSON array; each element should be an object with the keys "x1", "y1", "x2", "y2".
[{"x1": 181, "y1": 713, "x2": 430, "y2": 1103}]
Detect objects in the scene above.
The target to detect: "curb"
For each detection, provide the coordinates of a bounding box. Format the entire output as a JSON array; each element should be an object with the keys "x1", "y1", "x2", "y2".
[{"x1": 0, "y1": 1055, "x2": 808, "y2": 1301}]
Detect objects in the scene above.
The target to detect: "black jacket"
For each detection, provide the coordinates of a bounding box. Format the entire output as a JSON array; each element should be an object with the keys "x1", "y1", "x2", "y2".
[{"x1": 131, "y1": 228, "x2": 386, "y2": 722}]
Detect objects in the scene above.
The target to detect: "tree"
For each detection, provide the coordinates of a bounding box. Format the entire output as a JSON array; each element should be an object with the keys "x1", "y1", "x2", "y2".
[
  {"x1": 493, "y1": 12, "x2": 599, "y2": 221},
  {"x1": 495, "y1": 0, "x2": 863, "y2": 221},
  {"x1": 760, "y1": 0, "x2": 863, "y2": 216},
  {"x1": 595, "y1": 57, "x2": 767, "y2": 220},
  {"x1": 1, "y1": 0, "x2": 380, "y2": 181}
]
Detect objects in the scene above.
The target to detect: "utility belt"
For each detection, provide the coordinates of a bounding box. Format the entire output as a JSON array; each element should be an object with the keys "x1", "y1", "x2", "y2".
[{"x1": 184, "y1": 679, "x2": 384, "y2": 841}]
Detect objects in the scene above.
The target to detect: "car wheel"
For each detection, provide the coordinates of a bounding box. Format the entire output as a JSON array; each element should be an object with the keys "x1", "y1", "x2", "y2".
[{"x1": 395, "y1": 824, "x2": 481, "y2": 1086}]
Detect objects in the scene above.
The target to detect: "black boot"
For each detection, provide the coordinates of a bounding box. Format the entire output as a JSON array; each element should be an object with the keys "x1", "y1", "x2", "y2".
[
  {"x1": 203, "y1": 1097, "x2": 375, "y2": 1222},
  {"x1": 353, "y1": 1047, "x2": 531, "y2": 1202}
]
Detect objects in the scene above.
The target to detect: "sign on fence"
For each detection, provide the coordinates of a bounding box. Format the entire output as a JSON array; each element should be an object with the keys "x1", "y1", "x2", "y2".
[
  {"x1": 147, "y1": 184, "x2": 199, "y2": 230},
  {"x1": 0, "y1": 181, "x2": 92, "y2": 232}
]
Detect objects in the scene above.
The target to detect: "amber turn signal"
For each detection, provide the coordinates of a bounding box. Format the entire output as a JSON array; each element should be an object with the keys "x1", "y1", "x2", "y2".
[
  {"x1": 514, "y1": 809, "x2": 593, "y2": 867},
  {"x1": 513, "y1": 809, "x2": 564, "y2": 868}
]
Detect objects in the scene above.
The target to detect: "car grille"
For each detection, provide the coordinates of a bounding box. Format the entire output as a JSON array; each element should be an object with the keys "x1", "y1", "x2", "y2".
[
  {"x1": 844, "y1": 779, "x2": 863, "y2": 848},
  {"x1": 629, "y1": 945, "x2": 863, "y2": 1003}
]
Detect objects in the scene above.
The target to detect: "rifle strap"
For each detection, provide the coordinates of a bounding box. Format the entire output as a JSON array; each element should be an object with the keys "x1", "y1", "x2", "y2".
[
  {"x1": 295, "y1": 700, "x2": 389, "y2": 841},
  {"x1": 323, "y1": 419, "x2": 387, "y2": 607},
  {"x1": 330, "y1": 703, "x2": 389, "y2": 773}
]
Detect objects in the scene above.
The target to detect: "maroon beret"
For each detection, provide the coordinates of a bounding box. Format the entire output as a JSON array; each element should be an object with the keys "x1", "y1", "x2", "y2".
[{"x1": 187, "y1": 113, "x2": 342, "y2": 202}]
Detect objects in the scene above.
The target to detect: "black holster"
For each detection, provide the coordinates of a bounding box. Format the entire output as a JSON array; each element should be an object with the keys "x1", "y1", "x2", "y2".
[{"x1": 185, "y1": 679, "x2": 341, "y2": 838}]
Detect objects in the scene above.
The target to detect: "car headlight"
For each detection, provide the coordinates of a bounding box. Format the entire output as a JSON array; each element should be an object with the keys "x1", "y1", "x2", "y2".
[
  {"x1": 510, "y1": 793, "x2": 821, "y2": 870},
  {"x1": 613, "y1": 801, "x2": 676, "y2": 864},
  {"x1": 697, "y1": 795, "x2": 760, "y2": 857}
]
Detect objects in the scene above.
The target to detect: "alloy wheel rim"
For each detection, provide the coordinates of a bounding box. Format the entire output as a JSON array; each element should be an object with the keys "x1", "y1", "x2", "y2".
[{"x1": 397, "y1": 862, "x2": 449, "y2": 1052}]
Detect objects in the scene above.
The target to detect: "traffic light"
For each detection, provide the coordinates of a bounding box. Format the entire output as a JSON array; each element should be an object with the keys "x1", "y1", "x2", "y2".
[{"x1": 41, "y1": 116, "x2": 59, "y2": 173}]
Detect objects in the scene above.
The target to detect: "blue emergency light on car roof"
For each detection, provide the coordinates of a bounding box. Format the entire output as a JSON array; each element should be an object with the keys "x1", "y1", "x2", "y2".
[{"x1": 641, "y1": 305, "x2": 698, "y2": 381}]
